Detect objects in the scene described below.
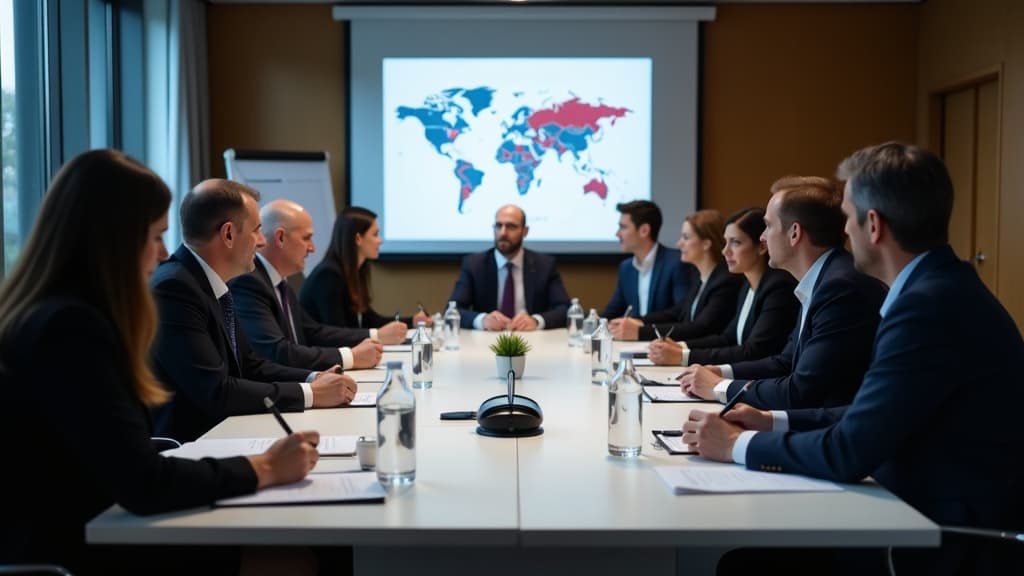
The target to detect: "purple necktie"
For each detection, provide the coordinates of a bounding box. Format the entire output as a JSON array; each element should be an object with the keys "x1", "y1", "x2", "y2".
[
  {"x1": 277, "y1": 280, "x2": 298, "y2": 343},
  {"x1": 500, "y1": 263, "x2": 516, "y2": 317}
]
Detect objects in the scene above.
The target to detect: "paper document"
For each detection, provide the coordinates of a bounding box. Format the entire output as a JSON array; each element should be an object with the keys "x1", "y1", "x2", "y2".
[
  {"x1": 165, "y1": 435, "x2": 359, "y2": 459},
  {"x1": 383, "y1": 344, "x2": 412, "y2": 352},
  {"x1": 216, "y1": 471, "x2": 386, "y2": 506},
  {"x1": 614, "y1": 342, "x2": 650, "y2": 356},
  {"x1": 655, "y1": 466, "x2": 844, "y2": 494},
  {"x1": 643, "y1": 386, "x2": 704, "y2": 403},
  {"x1": 344, "y1": 369, "x2": 386, "y2": 383},
  {"x1": 632, "y1": 358, "x2": 655, "y2": 366},
  {"x1": 346, "y1": 391, "x2": 377, "y2": 407}
]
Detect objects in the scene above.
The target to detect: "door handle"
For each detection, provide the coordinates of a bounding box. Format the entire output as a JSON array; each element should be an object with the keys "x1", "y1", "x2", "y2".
[{"x1": 970, "y1": 250, "x2": 986, "y2": 264}]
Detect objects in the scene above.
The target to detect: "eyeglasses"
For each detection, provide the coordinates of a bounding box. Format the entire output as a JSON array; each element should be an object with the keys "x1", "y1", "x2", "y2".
[{"x1": 493, "y1": 222, "x2": 522, "y2": 231}]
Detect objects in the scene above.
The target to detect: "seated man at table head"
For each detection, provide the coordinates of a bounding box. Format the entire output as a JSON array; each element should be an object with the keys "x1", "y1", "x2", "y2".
[
  {"x1": 678, "y1": 176, "x2": 887, "y2": 409},
  {"x1": 228, "y1": 199, "x2": 383, "y2": 372},
  {"x1": 683, "y1": 143, "x2": 1024, "y2": 575},
  {"x1": 449, "y1": 204, "x2": 570, "y2": 331},
  {"x1": 150, "y1": 179, "x2": 357, "y2": 442},
  {"x1": 610, "y1": 209, "x2": 742, "y2": 341},
  {"x1": 0, "y1": 150, "x2": 318, "y2": 573},
  {"x1": 299, "y1": 206, "x2": 427, "y2": 344},
  {"x1": 603, "y1": 199, "x2": 692, "y2": 319}
]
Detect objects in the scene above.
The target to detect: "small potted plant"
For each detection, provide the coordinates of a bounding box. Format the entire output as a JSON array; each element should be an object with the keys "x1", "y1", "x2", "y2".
[{"x1": 489, "y1": 332, "x2": 532, "y2": 380}]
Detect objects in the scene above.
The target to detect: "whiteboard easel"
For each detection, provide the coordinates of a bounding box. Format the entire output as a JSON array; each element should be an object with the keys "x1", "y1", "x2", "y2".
[{"x1": 224, "y1": 149, "x2": 336, "y2": 270}]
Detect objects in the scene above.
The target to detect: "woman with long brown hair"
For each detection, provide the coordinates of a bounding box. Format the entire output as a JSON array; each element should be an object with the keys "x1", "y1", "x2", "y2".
[
  {"x1": 0, "y1": 150, "x2": 318, "y2": 573},
  {"x1": 300, "y1": 206, "x2": 428, "y2": 345}
]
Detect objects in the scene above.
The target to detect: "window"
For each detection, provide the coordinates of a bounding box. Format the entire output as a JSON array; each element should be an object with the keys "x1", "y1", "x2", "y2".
[{"x1": 1, "y1": 0, "x2": 17, "y2": 272}]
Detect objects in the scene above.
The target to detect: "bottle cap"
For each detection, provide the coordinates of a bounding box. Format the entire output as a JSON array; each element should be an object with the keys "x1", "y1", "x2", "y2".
[
  {"x1": 417, "y1": 320, "x2": 427, "y2": 327},
  {"x1": 620, "y1": 351, "x2": 634, "y2": 359},
  {"x1": 386, "y1": 360, "x2": 403, "y2": 369}
]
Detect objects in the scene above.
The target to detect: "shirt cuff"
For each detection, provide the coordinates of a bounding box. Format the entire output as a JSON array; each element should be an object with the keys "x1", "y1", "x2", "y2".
[
  {"x1": 681, "y1": 348, "x2": 690, "y2": 367},
  {"x1": 532, "y1": 314, "x2": 545, "y2": 330},
  {"x1": 771, "y1": 410, "x2": 789, "y2": 432},
  {"x1": 473, "y1": 313, "x2": 485, "y2": 330},
  {"x1": 339, "y1": 347, "x2": 354, "y2": 369},
  {"x1": 299, "y1": 382, "x2": 313, "y2": 409},
  {"x1": 713, "y1": 379, "x2": 734, "y2": 403},
  {"x1": 732, "y1": 430, "x2": 757, "y2": 465},
  {"x1": 719, "y1": 364, "x2": 734, "y2": 379},
  {"x1": 369, "y1": 328, "x2": 378, "y2": 340}
]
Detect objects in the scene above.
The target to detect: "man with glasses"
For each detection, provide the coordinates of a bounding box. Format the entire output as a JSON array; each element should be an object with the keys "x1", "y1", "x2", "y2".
[{"x1": 448, "y1": 204, "x2": 570, "y2": 331}]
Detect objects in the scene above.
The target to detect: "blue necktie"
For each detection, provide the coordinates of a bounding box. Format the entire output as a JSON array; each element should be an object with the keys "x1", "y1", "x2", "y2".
[
  {"x1": 500, "y1": 262, "x2": 516, "y2": 317},
  {"x1": 219, "y1": 292, "x2": 238, "y2": 361}
]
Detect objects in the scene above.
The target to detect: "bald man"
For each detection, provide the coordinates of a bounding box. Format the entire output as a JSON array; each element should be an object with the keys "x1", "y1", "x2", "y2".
[
  {"x1": 150, "y1": 181, "x2": 357, "y2": 442},
  {"x1": 448, "y1": 204, "x2": 570, "y2": 331},
  {"x1": 229, "y1": 200, "x2": 383, "y2": 372}
]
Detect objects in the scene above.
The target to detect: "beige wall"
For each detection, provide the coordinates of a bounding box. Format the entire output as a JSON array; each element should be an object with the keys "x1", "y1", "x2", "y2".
[
  {"x1": 916, "y1": 0, "x2": 1024, "y2": 329},
  {"x1": 701, "y1": 4, "x2": 917, "y2": 214},
  {"x1": 206, "y1": 3, "x2": 920, "y2": 316}
]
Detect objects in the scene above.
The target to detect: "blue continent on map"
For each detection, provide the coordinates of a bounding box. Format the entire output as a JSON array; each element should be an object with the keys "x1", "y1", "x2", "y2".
[{"x1": 396, "y1": 87, "x2": 630, "y2": 212}]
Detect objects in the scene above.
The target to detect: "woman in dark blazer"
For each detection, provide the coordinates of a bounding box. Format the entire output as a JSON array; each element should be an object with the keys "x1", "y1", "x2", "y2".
[
  {"x1": 611, "y1": 209, "x2": 742, "y2": 342},
  {"x1": 0, "y1": 150, "x2": 318, "y2": 573},
  {"x1": 300, "y1": 206, "x2": 428, "y2": 345},
  {"x1": 649, "y1": 207, "x2": 799, "y2": 366}
]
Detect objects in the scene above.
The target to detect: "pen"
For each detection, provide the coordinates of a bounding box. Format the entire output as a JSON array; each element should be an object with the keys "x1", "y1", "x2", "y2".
[
  {"x1": 394, "y1": 309, "x2": 401, "y2": 322},
  {"x1": 719, "y1": 381, "x2": 754, "y2": 416},
  {"x1": 652, "y1": 324, "x2": 662, "y2": 340},
  {"x1": 622, "y1": 305, "x2": 633, "y2": 319},
  {"x1": 663, "y1": 326, "x2": 675, "y2": 341},
  {"x1": 263, "y1": 397, "x2": 294, "y2": 435},
  {"x1": 417, "y1": 302, "x2": 426, "y2": 314},
  {"x1": 654, "y1": 429, "x2": 684, "y2": 437}
]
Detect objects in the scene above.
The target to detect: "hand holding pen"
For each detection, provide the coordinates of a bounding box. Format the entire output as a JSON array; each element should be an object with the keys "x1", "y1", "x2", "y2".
[{"x1": 250, "y1": 397, "x2": 321, "y2": 488}]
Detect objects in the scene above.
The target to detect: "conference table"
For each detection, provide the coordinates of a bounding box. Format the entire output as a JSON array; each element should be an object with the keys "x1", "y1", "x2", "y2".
[{"x1": 87, "y1": 329, "x2": 938, "y2": 575}]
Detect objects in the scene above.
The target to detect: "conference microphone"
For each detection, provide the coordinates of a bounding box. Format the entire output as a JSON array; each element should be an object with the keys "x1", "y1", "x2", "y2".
[{"x1": 476, "y1": 369, "x2": 543, "y2": 438}]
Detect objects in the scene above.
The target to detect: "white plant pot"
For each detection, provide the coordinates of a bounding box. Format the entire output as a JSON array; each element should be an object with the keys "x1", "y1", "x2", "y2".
[{"x1": 495, "y1": 355, "x2": 526, "y2": 380}]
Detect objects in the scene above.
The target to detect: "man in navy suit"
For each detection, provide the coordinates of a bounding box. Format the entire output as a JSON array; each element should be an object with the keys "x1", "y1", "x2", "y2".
[
  {"x1": 603, "y1": 200, "x2": 690, "y2": 319},
  {"x1": 679, "y1": 176, "x2": 887, "y2": 409},
  {"x1": 449, "y1": 204, "x2": 570, "y2": 330},
  {"x1": 684, "y1": 143, "x2": 1024, "y2": 575},
  {"x1": 151, "y1": 180, "x2": 357, "y2": 442},
  {"x1": 229, "y1": 199, "x2": 383, "y2": 372}
]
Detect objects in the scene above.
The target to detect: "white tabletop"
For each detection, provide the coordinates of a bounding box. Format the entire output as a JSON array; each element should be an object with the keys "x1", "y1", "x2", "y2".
[{"x1": 88, "y1": 329, "x2": 938, "y2": 551}]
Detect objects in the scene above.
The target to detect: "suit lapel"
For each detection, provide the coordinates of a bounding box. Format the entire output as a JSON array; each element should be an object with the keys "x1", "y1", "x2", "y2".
[
  {"x1": 254, "y1": 258, "x2": 299, "y2": 344},
  {"x1": 175, "y1": 246, "x2": 242, "y2": 376},
  {"x1": 522, "y1": 250, "x2": 537, "y2": 312},
  {"x1": 484, "y1": 249, "x2": 500, "y2": 310}
]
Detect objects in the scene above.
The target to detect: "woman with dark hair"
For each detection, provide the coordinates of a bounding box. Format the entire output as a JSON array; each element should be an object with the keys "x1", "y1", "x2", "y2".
[
  {"x1": 300, "y1": 206, "x2": 428, "y2": 345},
  {"x1": 649, "y1": 207, "x2": 799, "y2": 366},
  {"x1": 0, "y1": 150, "x2": 319, "y2": 573},
  {"x1": 611, "y1": 209, "x2": 743, "y2": 342}
]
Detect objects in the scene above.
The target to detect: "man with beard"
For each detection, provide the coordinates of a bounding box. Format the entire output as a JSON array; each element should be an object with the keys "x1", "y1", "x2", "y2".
[{"x1": 448, "y1": 204, "x2": 570, "y2": 331}]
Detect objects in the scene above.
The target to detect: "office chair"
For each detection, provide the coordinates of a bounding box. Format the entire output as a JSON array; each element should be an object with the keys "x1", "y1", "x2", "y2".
[
  {"x1": 150, "y1": 437, "x2": 181, "y2": 452},
  {"x1": 886, "y1": 526, "x2": 1024, "y2": 576},
  {"x1": 0, "y1": 565, "x2": 73, "y2": 575}
]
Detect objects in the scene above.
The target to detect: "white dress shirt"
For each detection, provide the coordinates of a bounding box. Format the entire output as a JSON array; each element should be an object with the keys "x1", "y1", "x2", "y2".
[
  {"x1": 712, "y1": 250, "x2": 833, "y2": 400},
  {"x1": 633, "y1": 243, "x2": 658, "y2": 316},
  {"x1": 473, "y1": 249, "x2": 546, "y2": 329},
  {"x1": 187, "y1": 245, "x2": 315, "y2": 408}
]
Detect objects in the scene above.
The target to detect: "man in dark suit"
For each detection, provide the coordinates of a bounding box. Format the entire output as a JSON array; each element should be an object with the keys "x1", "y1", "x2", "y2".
[
  {"x1": 229, "y1": 199, "x2": 384, "y2": 372},
  {"x1": 679, "y1": 177, "x2": 887, "y2": 409},
  {"x1": 603, "y1": 200, "x2": 690, "y2": 319},
  {"x1": 684, "y1": 143, "x2": 1024, "y2": 575},
  {"x1": 151, "y1": 180, "x2": 357, "y2": 442},
  {"x1": 449, "y1": 204, "x2": 570, "y2": 330}
]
